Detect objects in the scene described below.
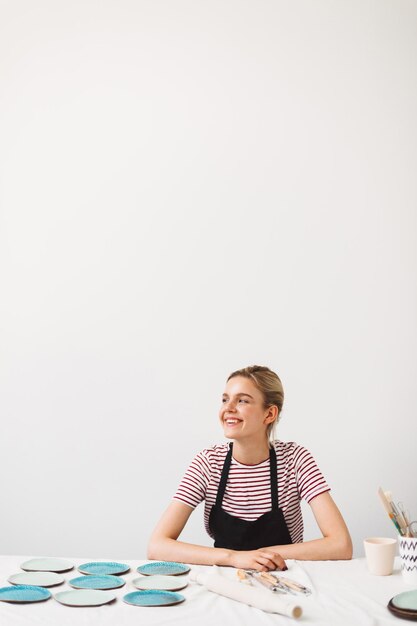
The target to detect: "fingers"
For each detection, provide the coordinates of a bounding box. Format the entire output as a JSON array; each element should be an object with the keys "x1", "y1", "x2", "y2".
[
  {"x1": 248, "y1": 556, "x2": 269, "y2": 572},
  {"x1": 257, "y1": 551, "x2": 287, "y2": 571},
  {"x1": 230, "y1": 549, "x2": 287, "y2": 572}
]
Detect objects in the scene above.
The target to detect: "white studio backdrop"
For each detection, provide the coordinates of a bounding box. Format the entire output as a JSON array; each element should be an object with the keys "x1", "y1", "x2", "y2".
[{"x1": 0, "y1": 0, "x2": 416, "y2": 560}]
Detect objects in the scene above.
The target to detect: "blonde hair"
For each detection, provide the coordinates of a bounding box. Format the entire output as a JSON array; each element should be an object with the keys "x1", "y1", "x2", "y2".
[{"x1": 227, "y1": 365, "x2": 284, "y2": 444}]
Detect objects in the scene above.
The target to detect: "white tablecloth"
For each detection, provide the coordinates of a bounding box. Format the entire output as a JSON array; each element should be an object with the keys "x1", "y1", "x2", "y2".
[{"x1": 0, "y1": 555, "x2": 413, "y2": 625}]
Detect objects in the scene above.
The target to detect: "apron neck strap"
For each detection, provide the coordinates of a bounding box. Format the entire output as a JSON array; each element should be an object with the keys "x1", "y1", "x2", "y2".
[
  {"x1": 215, "y1": 443, "x2": 233, "y2": 507},
  {"x1": 269, "y1": 444, "x2": 279, "y2": 511},
  {"x1": 215, "y1": 443, "x2": 280, "y2": 511}
]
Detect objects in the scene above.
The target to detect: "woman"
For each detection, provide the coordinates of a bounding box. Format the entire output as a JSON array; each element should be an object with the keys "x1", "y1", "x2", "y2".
[{"x1": 148, "y1": 365, "x2": 352, "y2": 571}]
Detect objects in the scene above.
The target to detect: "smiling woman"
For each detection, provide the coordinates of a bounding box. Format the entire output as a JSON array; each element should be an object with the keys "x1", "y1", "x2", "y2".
[{"x1": 147, "y1": 366, "x2": 352, "y2": 571}]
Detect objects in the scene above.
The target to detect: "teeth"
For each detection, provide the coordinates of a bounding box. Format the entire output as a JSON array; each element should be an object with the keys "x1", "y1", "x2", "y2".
[{"x1": 226, "y1": 419, "x2": 240, "y2": 424}]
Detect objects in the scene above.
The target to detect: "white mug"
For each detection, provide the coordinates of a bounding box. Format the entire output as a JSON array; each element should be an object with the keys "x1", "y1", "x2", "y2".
[{"x1": 363, "y1": 537, "x2": 396, "y2": 576}]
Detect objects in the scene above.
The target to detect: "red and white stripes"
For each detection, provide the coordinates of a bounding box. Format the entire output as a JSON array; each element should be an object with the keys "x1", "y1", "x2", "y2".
[{"x1": 173, "y1": 441, "x2": 330, "y2": 543}]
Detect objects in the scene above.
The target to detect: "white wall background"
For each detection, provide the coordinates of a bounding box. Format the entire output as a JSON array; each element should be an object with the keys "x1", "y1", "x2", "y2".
[{"x1": 1, "y1": 0, "x2": 416, "y2": 560}]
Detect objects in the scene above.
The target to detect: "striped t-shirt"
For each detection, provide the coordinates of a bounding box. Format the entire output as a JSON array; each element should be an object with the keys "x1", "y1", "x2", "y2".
[{"x1": 173, "y1": 440, "x2": 330, "y2": 543}]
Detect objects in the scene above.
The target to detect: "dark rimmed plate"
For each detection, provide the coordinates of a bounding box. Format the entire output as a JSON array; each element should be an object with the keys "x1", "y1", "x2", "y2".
[
  {"x1": 123, "y1": 589, "x2": 185, "y2": 607},
  {"x1": 78, "y1": 562, "x2": 130, "y2": 576},
  {"x1": 136, "y1": 562, "x2": 190, "y2": 576},
  {"x1": 388, "y1": 591, "x2": 417, "y2": 621},
  {"x1": 54, "y1": 589, "x2": 116, "y2": 606},
  {"x1": 0, "y1": 585, "x2": 51, "y2": 603},
  {"x1": 8, "y1": 572, "x2": 64, "y2": 587},
  {"x1": 388, "y1": 600, "x2": 417, "y2": 621},
  {"x1": 69, "y1": 575, "x2": 125, "y2": 590},
  {"x1": 20, "y1": 558, "x2": 73, "y2": 573}
]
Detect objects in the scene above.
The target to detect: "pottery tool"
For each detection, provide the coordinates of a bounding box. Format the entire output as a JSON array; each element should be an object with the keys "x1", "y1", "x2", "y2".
[
  {"x1": 258, "y1": 571, "x2": 289, "y2": 593},
  {"x1": 238, "y1": 569, "x2": 282, "y2": 592},
  {"x1": 236, "y1": 569, "x2": 252, "y2": 585},
  {"x1": 271, "y1": 574, "x2": 312, "y2": 596},
  {"x1": 241, "y1": 570, "x2": 288, "y2": 594},
  {"x1": 242, "y1": 570, "x2": 311, "y2": 595},
  {"x1": 191, "y1": 566, "x2": 303, "y2": 619},
  {"x1": 259, "y1": 572, "x2": 311, "y2": 595}
]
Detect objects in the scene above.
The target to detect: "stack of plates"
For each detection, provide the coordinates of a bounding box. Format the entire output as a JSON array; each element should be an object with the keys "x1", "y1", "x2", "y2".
[
  {"x1": 126, "y1": 562, "x2": 189, "y2": 606},
  {"x1": 388, "y1": 590, "x2": 417, "y2": 621}
]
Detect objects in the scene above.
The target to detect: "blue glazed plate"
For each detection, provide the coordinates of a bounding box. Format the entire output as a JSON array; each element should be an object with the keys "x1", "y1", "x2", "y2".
[
  {"x1": 0, "y1": 585, "x2": 51, "y2": 603},
  {"x1": 69, "y1": 575, "x2": 125, "y2": 590},
  {"x1": 78, "y1": 562, "x2": 130, "y2": 576},
  {"x1": 136, "y1": 562, "x2": 190, "y2": 576},
  {"x1": 54, "y1": 589, "x2": 116, "y2": 606},
  {"x1": 123, "y1": 590, "x2": 185, "y2": 607}
]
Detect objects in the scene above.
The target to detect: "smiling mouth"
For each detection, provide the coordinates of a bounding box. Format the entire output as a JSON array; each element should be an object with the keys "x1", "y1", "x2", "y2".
[{"x1": 224, "y1": 418, "x2": 242, "y2": 425}]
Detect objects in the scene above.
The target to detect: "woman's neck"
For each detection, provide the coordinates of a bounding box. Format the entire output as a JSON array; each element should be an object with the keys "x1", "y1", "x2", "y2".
[{"x1": 231, "y1": 438, "x2": 271, "y2": 465}]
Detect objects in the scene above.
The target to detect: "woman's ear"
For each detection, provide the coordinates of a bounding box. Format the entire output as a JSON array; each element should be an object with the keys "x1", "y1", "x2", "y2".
[{"x1": 264, "y1": 405, "x2": 278, "y2": 424}]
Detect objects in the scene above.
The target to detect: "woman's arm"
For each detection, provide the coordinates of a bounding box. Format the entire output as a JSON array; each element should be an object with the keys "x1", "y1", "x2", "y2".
[
  {"x1": 266, "y1": 492, "x2": 352, "y2": 560},
  {"x1": 147, "y1": 500, "x2": 287, "y2": 571}
]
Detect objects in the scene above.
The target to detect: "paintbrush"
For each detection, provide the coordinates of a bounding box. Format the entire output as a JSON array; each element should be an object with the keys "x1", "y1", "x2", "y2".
[
  {"x1": 385, "y1": 490, "x2": 408, "y2": 534},
  {"x1": 378, "y1": 487, "x2": 404, "y2": 536}
]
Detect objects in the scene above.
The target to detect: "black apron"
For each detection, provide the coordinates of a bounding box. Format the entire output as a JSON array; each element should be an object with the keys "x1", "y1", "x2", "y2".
[{"x1": 209, "y1": 443, "x2": 292, "y2": 550}]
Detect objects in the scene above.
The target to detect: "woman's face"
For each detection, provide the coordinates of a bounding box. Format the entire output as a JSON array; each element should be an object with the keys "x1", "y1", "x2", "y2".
[{"x1": 219, "y1": 376, "x2": 275, "y2": 442}]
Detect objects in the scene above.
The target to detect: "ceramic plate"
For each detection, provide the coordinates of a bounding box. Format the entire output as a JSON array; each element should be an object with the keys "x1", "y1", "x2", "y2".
[
  {"x1": 8, "y1": 572, "x2": 64, "y2": 587},
  {"x1": 123, "y1": 590, "x2": 185, "y2": 607},
  {"x1": 392, "y1": 590, "x2": 417, "y2": 611},
  {"x1": 132, "y1": 575, "x2": 188, "y2": 591},
  {"x1": 69, "y1": 575, "x2": 125, "y2": 590},
  {"x1": 0, "y1": 585, "x2": 51, "y2": 603},
  {"x1": 388, "y1": 600, "x2": 417, "y2": 621},
  {"x1": 136, "y1": 562, "x2": 190, "y2": 576},
  {"x1": 20, "y1": 558, "x2": 73, "y2": 573},
  {"x1": 54, "y1": 589, "x2": 116, "y2": 607},
  {"x1": 78, "y1": 561, "x2": 130, "y2": 576}
]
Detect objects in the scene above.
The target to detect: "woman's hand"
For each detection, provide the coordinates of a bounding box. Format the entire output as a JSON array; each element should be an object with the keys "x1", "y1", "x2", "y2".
[
  {"x1": 226, "y1": 549, "x2": 286, "y2": 572},
  {"x1": 148, "y1": 501, "x2": 290, "y2": 569}
]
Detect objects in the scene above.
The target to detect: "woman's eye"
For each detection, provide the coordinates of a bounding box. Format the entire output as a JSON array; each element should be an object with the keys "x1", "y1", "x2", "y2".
[
  {"x1": 221, "y1": 398, "x2": 227, "y2": 403},
  {"x1": 239, "y1": 399, "x2": 248, "y2": 403}
]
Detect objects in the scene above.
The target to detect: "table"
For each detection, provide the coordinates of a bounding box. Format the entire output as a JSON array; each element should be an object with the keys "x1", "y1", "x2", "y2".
[{"x1": 0, "y1": 555, "x2": 413, "y2": 625}]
